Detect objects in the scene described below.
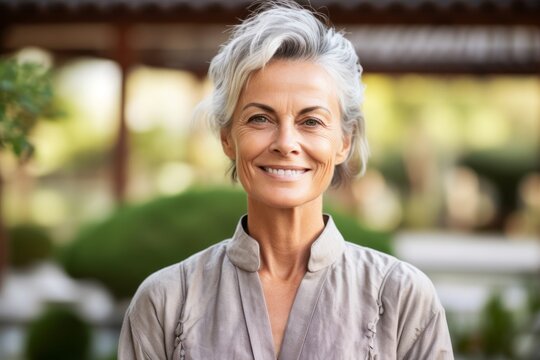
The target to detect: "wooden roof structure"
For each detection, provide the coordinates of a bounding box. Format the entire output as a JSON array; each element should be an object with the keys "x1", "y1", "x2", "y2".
[
  {"x1": 0, "y1": 0, "x2": 538, "y2": 199},
  {"x1": 0, "y1": 0, "x2": 539, "y2": 25},
  {"x1": 1, "y1": 0, "x2": 539, "y2": 74},
  {"x1": 0, "y1": 1, "x2": 538, "y2": 278},
  {"x1": 1, "y1": 0, "x2": 539, "y2": 289}
]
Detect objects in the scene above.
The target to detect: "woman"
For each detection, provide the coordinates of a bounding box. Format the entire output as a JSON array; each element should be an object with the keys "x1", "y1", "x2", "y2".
[{"x1": 119, "y1": 2, "x2": 454, "y2": 359}]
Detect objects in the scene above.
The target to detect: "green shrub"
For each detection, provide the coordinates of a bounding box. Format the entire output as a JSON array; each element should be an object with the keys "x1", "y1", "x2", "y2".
[
  {"x1": 61, "y1": 187, "x2": 393, "y2": 298},
  {"x1": 96, "y1": 353, "x2": 117, "y2": 360},
  {"x1": 8, "y1": 224, "x2": 53, "y2": 268},
  {"x1": 25, "y1": 305, "x2": 91, "y2": 360},
  {"x1": 479, "y1": 293, "x2": 515, "y2": 358}
]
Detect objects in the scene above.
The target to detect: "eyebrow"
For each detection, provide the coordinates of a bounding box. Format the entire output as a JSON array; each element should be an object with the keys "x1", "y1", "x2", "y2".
[{"x1": 242, "y1": 102, "x2": 332, "y2": 116}]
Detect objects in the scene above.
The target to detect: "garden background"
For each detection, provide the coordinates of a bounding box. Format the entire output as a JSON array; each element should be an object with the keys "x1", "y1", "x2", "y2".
[{"x1": 0, "y1": 0, "x2": 539, "y2": 359}]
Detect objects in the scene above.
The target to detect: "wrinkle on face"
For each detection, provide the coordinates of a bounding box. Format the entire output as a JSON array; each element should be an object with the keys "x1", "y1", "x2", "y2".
[{"x1": 221, "y1": 59, "x2": 351, "y2": 209}]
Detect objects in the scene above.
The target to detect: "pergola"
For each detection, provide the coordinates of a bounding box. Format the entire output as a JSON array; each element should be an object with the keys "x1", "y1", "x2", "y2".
[
  {"x1": 1, "y1": 0, "x2": 539, "y2": 200},
  {"x1": 0, "y1": 0, "x2": 539, "y2": 278}
]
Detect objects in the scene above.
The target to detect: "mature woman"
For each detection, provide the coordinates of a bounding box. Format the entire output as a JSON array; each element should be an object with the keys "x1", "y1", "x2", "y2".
[{"x1": 119, "y1": 2, "x2": 454, "y2": 359}]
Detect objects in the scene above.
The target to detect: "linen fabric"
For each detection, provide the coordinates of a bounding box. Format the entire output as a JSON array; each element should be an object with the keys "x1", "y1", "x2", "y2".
[{"x1": 118, "y1": 215, "x2": 454, "y2": 360}]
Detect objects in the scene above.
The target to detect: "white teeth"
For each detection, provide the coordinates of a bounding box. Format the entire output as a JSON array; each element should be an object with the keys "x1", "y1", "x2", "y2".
[{"x1": 264, "y1": 167, "x2": 305, "y2": 177}]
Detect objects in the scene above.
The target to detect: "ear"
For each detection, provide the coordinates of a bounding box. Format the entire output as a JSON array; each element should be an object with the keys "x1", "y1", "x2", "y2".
[
  {"x1": 335, "y1": 133, "x2": 352, "y2": 165},
  {"x1": 220, "y1": 128, "x2": 236, "y2": 160}
]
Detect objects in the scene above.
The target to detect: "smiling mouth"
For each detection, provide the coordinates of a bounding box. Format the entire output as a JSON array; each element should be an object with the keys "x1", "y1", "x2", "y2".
[{"x1": 261, "y1": 167, "x2": 308, "y2": 177}]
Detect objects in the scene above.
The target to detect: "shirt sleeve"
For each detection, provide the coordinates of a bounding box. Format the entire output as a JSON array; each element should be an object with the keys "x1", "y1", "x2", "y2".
[
  {"x1": 380, "y1": 261, "x2": 454, "y2": 360},
  {"x1": 403, "y1": 308, "x2": 454, "y2": 360},
  {"x1": 118, "y1": 264, "x2": 185, "y2": 360}
]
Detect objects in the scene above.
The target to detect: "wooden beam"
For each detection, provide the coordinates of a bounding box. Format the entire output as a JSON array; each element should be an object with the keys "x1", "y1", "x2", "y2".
[
  {"x1": 0, "y1": 4, "x2": 539, "y2": 26},
  {"x1": 111, "y1": 24, "x2": 131, "y2": 204},
  {"x1": 0, "y1": 24, "x2": 8, "y2": 285}
]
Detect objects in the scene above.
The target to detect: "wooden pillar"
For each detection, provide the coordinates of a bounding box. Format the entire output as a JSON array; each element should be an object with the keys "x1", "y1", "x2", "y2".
[
  {"x1": 0, "y1": 161, "x2": 7, "y2": 285},
  {"x1": 537, "y1": 25, "x2": 540, "y2": 203},
  {"x1": 0, "y1": 24, "x2": 9, "y2": 283},
  {"x1": 112, "y1": 24, "x2": 131, "y2": 204}
]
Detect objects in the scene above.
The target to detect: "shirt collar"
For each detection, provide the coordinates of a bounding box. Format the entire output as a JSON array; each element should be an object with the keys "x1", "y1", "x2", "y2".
[{"x1": 226, "y1": 214, "x2": 345, "y2": 273}]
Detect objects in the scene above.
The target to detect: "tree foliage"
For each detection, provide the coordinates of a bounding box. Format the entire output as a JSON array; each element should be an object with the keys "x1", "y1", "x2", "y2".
[{"x1": 0, "y1": 58, "x2": 56, "y2": 159}]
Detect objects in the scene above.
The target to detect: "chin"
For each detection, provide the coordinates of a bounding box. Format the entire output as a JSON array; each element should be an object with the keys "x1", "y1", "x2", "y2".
[{"x1": 249, "y1": 189, "x2": 321, "y2": 210}]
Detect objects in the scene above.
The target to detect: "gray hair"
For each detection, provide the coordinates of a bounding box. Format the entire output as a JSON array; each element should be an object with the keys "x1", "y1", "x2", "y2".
[{"x1": 197, "y1": 1, "x2": 369, "y2": 186}]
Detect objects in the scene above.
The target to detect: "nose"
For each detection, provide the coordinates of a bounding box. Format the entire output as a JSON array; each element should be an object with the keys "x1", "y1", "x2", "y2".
[{"x1": 270, "y1": 123, "x2": 300, "y2": 156}]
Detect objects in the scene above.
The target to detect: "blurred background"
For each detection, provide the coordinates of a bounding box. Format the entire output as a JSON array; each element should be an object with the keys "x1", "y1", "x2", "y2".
[{"x1": 0, "y1": 0, "x2": 539, "y2": 359}]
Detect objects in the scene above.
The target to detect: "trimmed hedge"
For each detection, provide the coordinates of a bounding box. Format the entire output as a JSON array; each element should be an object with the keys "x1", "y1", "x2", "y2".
[
  {"x1": 8, "y1": 224, "x2": 53, "y2": 268},
  {"x1": 25, "y1": 305, "x2": 91, "y2": 360},
  {"x1": 61, "y1": 187, "x2": 392, "y2": 298}
]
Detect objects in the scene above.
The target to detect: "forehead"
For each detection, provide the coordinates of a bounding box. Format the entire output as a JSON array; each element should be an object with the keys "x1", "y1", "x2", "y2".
[{"x1": 238, "y1": 59, "x2": 339, "y2": 107}]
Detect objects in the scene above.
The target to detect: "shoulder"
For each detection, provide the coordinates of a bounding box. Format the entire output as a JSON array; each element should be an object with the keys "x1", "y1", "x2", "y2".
[
  {"x1": 342, "y1": 241, "x2": 443, "y2": 327},
  {"x1": 119, "y1": 240, "x2": 231, "y2": 358},
  {"x1": 342, "y1": 243, "x2": 449, "y2": 355},
  {"x1": 342, "y1": 241, "x2": 402, "y2": 286},
  {"x1": 378, "y1": 258, "x2": 452, "y2": 357},
  {"x1": 343, "y1": 242, "x2": 439, "y2": 307},
  {"x1": 128, "y1": 263, "x2": 183, "y2": 311},
  {"x1": 127, "y1": 240, "x2": 230, "y2": 318},
  {"x1": 343, "y1": 241, "x2": 399, "y2": 270},
  {"x1": 380, "y1": 258, "x2": 442, "y2": 317}
]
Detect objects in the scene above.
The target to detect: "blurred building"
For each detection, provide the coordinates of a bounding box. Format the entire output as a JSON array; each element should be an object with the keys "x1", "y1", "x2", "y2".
[{"x1": 1, "y1": 0, "x2": 539, "y2": 201}]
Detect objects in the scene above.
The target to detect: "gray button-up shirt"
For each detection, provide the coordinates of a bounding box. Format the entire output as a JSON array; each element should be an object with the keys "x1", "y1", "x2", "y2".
[{"x1": 119, "y1": 216, "x2": 454, "y2": 359}]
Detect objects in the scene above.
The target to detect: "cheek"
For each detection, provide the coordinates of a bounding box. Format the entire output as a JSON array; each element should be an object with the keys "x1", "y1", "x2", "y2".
[
  {"x1": 234, "y1": 128, "x2": 273, "y2": 158},
  {"x1": 304, "y1": 133, "x2": 343, "y2": 165}
]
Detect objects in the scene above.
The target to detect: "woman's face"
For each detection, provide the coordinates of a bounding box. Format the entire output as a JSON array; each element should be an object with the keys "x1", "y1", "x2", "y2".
[{"x1": 221, "y1": 59, "x2": 351, "y2": 209}]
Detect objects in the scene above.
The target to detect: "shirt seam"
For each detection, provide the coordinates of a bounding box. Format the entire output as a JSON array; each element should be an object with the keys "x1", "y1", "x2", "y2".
[
  {"x1": 175, "y1": 263, "x2": 187, "y2": 351},
  {"x1": 127, "y1": 312, "x2": 158, "y2": 360},
  {"x1": 377, "y1": 261, "x2": 401, "y2": 308},
  {"x1": 366, "y1": 260, "x2": 401, "y2": 357},
  {"x1": 401, "y1": 307, "x2": 441, "y2": 359}
]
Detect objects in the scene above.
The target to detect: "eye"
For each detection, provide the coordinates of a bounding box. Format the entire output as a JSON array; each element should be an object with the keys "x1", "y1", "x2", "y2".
[
  {"x1": 302, "y1": 118, "x2": 322, "y2": 127},
  {"x1": 247, "y1": 115, "x2": 269, "y2": 124}
]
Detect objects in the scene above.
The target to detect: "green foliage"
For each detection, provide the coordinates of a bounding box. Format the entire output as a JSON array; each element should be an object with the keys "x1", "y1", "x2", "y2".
[
  {"x1": 8, "y1": 224, "x2": 53, "y2": 268},
  {"x1": 527, "y1": 281, "x2": 540, "y2": 314},
  {"x1": 0, "y1": 58, "x2": 56, "y2": 159},
  {"x1": 25, "y1": 305, "x2": 91, "y2": 360},
  {"x1": 60, "y1": 187, "x2": 393, "y2": 298},
  {"x1": 96, "y1": 353, "x2": 117, "y2": 360},
  {"x1": 451, "y1": 283, "x2": 540, "y2": 358},
  {"x1": 479, "y1": 292, "x2": 516, "y2": 358}
]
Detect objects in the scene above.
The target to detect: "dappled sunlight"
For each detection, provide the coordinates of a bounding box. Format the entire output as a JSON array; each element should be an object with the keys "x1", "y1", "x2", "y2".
[
  {"x1": 55, "y1": 59, "x2": 120, "y2": 137},
  {"x1": 126, "y1": 66, "x2": 202, "y2": 134},
  {"x1": 29, "y1": 189, "x2": 68, "y2": 228},
  {"x1": 156, "y1": 161, "x2": 194, "y2": 195}
]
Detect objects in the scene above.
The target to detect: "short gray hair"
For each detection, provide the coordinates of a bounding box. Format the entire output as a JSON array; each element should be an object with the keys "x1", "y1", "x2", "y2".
[{"x1": 197, "y1": 0, "x2": 369, "y2": 186}]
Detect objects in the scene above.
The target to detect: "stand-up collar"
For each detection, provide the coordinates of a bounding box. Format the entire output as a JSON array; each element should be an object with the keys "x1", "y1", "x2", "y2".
[{"x1": 226, "y1": 215, "x2": 346, "y2": 273}]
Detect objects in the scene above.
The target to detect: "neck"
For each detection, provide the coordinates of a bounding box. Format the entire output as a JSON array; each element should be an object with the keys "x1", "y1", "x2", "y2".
[{"x1": 246, "y1": 196, "x2": 325, "y2": 280}]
